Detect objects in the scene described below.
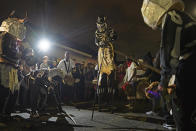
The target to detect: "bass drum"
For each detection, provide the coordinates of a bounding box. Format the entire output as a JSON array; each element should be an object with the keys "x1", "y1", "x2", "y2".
[
  {"x1": 63, "y1": 75, "x2": 75, "y2": 86},
  {"x1": 136, "y1": 77, "x2": 150, "y2": 99}
]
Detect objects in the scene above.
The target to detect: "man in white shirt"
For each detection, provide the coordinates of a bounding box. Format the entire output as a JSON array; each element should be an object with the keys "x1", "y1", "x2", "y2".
[
  {"x1": 123, "y1": 61, "x2": 137, "y2": 84},
  {"x1": 122, "y1": 58, "x2": 137, "y2": 109},
  {"x1": 57, "y1": 51, "x2": 75, "y2": 77},
  {"x1": 57, "y1": 51, "x2": 75, "y2": 101}
]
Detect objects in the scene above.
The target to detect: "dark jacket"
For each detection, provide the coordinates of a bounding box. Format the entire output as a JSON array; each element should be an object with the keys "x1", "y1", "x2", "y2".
[{"x1": 160, "y1": 10, "x2": 196, "y2": 87}]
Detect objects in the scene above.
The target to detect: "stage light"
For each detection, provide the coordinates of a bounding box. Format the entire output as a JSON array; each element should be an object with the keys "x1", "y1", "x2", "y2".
[{"x1": 38, "y1": 39, "x2": 50, "y2": 52}]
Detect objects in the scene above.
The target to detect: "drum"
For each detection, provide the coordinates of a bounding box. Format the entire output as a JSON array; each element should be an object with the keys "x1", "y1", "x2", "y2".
[
  {"x1": 145, "y1": 81, "x2": 159, "y2": 99},
  {"x1": 63, "y1": 75, "x2": 75, "y2": 86}
]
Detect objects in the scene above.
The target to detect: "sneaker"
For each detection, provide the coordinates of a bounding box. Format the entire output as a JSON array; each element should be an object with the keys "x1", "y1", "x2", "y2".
[
  {"x1": 163, "y1": 123, "x2": 176, "y2": 130},
  {"x1": 146, "y1": 111, "x2": 158, "y2": 116}
]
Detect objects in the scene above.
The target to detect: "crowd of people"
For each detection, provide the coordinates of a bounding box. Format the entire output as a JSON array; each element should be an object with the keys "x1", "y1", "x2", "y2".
[
  {"x1": 115, "y1": 51, "x2": 176, "y2": 128},
  {"x1": 1, "y1": 0, "x2": 196, "y2": 130},
  {"x1": 0, "y1": 40, "x2": 165, "y2": 119},
  {"x1": 22, "y1": 52, "x2": 96, "y2": 100},
  {"x1": 2, "y1": 50, "x2": 96, "y2": 118}
]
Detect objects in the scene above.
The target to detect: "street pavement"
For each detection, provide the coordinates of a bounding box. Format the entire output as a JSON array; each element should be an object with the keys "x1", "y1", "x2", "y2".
[
  {"x1": 63, "y1": 106, "x2": 168, "y2": 131},
  {"x1": 0, "y1": 106, "x2": 169, "y2": 131}
]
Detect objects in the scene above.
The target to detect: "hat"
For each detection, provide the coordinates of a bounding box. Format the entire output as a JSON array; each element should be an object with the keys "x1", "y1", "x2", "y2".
[
  {"x1": 43, "y1": 56, "x2": 48, "y2": 60},
  {"x1": 96, "y1": 16, "x2": 107, "y2": 24}
]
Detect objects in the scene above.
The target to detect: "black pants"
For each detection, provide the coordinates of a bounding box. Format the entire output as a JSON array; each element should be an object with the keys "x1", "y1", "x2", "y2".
[
  {"x1": 160, "y1": 94, "x2": 176, "y2": 127},
  {"x1": 38, "y1": 87, "x2": 48, "y2": 111},
  {"x1": 152, "y1": 96, "x2": 161, "y2": 113},
  {"x1": 0, "y1": 86, "x2": 10, "y2": 114},
  {"x1": 19, "y1": 83, "x2": 29, "y2": 108},
  {"x1": 30, "y1": 84, "x2": 40, "y2": 113},
  {"x1": 52, "y1": 77, "x2": 63, "y2": 103},
  {"x1": 30, "y1": 79, "x2": 48, "y2": 112},
  {"x1": 61, "y1": 84, "x2": 73, "y2": 102},
  {"x1": 172, "y1": 53, "x2": 196, "y2": 131},
  {"x1": 97, "y1": 71, "x2": 115, "y2": 106},
  {"x1": 0, "y1": 86, "x2": 18, "y2": 115}
]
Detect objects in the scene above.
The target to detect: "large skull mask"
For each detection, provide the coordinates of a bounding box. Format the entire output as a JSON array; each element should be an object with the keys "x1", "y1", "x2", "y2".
[
  {"x1": 141, "y1": 0, "x2": 184, "y2": 29},
  {"x1": 0, "y1": 17, "x2": 26, "y2": 41}
]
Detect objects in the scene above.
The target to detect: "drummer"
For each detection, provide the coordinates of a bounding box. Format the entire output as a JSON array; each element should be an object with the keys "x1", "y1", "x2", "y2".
[
  {"x1": 122, "y1": 57, "x2": 137, "y2": 109},
  {"x1": 57, "y1": 51, "x2": 76, "y2": 102}
]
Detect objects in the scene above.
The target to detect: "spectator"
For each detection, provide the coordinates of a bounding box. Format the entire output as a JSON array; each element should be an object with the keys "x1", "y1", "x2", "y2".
[
  {"x1": 40, "y1": 56, "x2": 50, "y2": 69},
  {"x1": 51, "y1": 60, "x2": 57, "y2": 68},
  {"x1": 137, "y1": 52, "x2": 153, "y2": 79},
  {"x1": 84, "y1": 63, "x2": 95, "y2": 100},
  {"x1": 57, "y1": 51, "x2": 75, "y2": 102}
]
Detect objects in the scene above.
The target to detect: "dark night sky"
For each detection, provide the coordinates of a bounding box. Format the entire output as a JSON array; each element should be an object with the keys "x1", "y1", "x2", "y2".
[{"x1": 0, "y1": 0, "x2": 196, "y2": 57}]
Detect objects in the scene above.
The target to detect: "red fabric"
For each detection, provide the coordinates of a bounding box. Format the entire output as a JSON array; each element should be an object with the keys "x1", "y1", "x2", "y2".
[
  {"x1": 126, "y1": 61, "x2": 132, "y2": 67},
  {"x1": 122, "y1": 82, "x2": 128, "y2": 91}
]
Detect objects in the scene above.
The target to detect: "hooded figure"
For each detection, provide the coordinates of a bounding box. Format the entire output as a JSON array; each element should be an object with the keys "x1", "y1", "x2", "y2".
[{"x1": 141, "y1": 0, "x2": 196, "y2": 130}]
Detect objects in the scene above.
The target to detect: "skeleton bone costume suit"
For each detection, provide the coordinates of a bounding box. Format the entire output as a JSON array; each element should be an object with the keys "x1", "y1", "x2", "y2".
[{"x1": 95, "y1": 16, "x2": 117, "y2": 108}]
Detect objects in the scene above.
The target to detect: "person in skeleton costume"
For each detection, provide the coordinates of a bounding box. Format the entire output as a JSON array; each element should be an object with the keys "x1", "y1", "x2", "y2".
[
  {"x1": 95, "y1": 16, "x2": 117, "y2": 111},
  {"x1": 141, "y1": 0, "x2": 196, "y2": 130},
  {"x1": 0, "y1": 12, "x2": 35, "y2": 118}
]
